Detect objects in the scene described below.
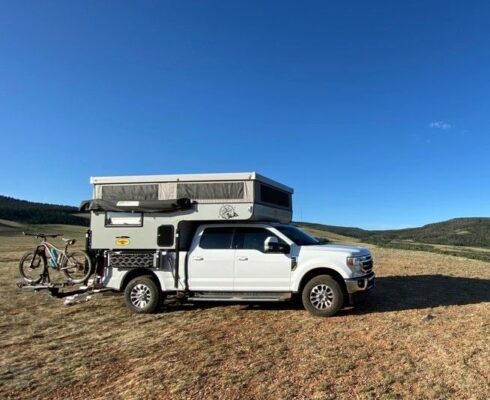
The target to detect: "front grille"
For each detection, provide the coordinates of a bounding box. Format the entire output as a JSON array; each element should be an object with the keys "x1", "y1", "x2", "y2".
[
  {"x1": 108, "y1": 251, "x2": 157, "y2": 268},
  {"x1": 360, "y1": 255, "x2": 373, "y2": 273}
]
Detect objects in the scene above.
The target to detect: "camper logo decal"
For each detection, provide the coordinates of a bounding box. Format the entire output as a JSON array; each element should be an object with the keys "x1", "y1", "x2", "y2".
[
  {"x1": 219, "y1": 205, "x2": 238, "y2": 219},
  {"x1": 115, "y1": 236, "x2": 130, "y2": 246}
]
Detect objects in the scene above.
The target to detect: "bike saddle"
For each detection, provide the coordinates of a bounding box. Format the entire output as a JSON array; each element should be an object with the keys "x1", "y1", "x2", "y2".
[
  {"x1": 62, "y1": 238, "x2": 76, "y2": 245},
  {"x1": 23, "y1": 232, "x2": 61, "y2": 238}
]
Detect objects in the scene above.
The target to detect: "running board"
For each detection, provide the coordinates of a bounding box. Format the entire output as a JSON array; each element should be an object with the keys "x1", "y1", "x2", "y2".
[{"x1": 188, "y1": 292, "x2": 291, "y2": 302}]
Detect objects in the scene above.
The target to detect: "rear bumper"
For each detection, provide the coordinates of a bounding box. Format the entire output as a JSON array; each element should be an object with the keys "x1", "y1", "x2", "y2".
[{"x1": 344, "y1": 272, "x2": 375, "y2": 294}]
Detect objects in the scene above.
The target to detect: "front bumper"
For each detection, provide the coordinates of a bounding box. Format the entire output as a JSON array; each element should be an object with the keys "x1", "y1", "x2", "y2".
[{"x1": 344, "y1": 272, "x2": 375, "y2": 294}]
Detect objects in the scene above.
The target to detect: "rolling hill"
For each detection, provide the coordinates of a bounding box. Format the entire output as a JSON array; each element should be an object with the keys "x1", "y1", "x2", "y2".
[
  {"x1": 298, "y1": 218, "x2": 490, "y2": 262},
  {"x1": 0, "y1": 195, "x2": 88, "y2": 227},
  {"x1": 298, "y1": 218, "x2": 490, "y2": 248}
]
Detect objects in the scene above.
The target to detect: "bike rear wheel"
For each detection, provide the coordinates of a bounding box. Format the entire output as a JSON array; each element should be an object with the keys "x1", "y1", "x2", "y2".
[
  {"x1": 62, "y1": 251, "x2": 92, "y2": 284},
  {"x1": 19, "y1": 251, "x2": 46, "y2": 284}
]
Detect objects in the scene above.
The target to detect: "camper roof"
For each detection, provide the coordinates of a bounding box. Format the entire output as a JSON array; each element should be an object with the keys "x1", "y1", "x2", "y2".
[{"x1": 90, "y1": 172, "x2": 293, "y2": 193}]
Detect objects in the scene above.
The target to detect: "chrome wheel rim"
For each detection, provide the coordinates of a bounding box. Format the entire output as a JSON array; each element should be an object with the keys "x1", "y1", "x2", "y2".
[
  {"x1": 310, "y1": 284, "x2": 334, "y2": 309},
  {"x1": 130, "y1": 284, "x2": 152, "y2": 309}
]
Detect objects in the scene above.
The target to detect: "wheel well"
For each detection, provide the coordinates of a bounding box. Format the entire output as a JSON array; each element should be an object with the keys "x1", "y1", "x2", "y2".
[
  {"x1": 298, "y1": 268, "x2": 347, "y2": 297},
  {"x1": 120, "y1": 268, "x2": 161, "y2": 291}
]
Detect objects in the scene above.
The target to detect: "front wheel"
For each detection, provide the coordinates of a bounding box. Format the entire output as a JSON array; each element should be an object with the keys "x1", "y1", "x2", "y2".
[
  {"x1": 19, "y1": 251, "x2": 46, "y2": 284},
  {"x1": 124, "y1": 276, "x2": 161, "y2": 314},
  {"x1": 302, "y1": 275, "x2": 344, "y2": 317},
  {"x1": 62, "y1": 251, "x2": 92, "y2": 283}
]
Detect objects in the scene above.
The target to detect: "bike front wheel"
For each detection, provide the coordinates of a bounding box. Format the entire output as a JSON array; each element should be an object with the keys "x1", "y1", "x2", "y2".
[
  {"x1": 62, "y1": 251, "x2": 92, "y2": 284},
  {"x1": 19, "y1": 251, "x2": 46, "y2": 284}
]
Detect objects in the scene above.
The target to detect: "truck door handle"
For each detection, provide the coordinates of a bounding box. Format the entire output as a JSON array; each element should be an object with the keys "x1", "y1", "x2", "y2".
[
  {"x1": 238, "y1": 257, "x2": 248, "y2": 261},
  {"x1": 192, "y1": 256, "x2": 204, "y2": 261}
]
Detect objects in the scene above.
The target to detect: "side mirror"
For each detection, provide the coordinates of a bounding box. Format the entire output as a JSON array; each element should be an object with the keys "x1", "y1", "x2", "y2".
[{"x1": 264, "y1": 236, "x2": 289, "y2": 253}]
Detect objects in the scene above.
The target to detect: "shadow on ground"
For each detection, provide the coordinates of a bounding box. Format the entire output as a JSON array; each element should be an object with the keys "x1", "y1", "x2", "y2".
[
  {"x1": 354, "y1": 274, "x2": 490, "y2": 313},
  {"x1": 161, "y1": 274, "x2": 490, "y2": 315}
]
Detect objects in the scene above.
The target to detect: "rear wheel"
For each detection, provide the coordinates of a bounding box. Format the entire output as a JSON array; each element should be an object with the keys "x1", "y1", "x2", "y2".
[
  {"x1": 62, "y1": 251, "x2": 92, "y2": 283},
  {"x1": 302, "y1": 275, "x2": 344, "y2": 317},
  {"x1": 19, "y1": 251, "x2": 45, "y2": 284},
  {"x1": 124, "y1": 276, "x2": 161, "y2": 314}
]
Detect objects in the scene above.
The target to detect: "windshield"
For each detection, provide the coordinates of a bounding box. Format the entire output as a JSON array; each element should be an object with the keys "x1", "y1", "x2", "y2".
[{"x1": 275, "y1": 225, "x2": 320, "y2": 246}]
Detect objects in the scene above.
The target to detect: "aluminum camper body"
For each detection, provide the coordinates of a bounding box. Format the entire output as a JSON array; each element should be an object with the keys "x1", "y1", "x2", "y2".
[{"x1": 85, "y1": 172, "x2": 293, "y2": 250}]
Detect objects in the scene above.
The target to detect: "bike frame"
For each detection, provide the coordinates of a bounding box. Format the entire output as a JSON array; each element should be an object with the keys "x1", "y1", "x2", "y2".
[
  {"x1": 44, "y1": 242, "x2": 65, "y2": 268},
  {"x1": 34, "y1": 238, "x2": 72, "y2": 271}
]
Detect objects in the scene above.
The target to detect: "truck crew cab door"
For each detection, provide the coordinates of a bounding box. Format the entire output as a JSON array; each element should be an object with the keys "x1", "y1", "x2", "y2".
[
  {"x1": 233, "y1": 227, "x2": 291, "y2": 291},
  {"x1": 187, "y1": 227, "x2": 235, "y2": 291}
]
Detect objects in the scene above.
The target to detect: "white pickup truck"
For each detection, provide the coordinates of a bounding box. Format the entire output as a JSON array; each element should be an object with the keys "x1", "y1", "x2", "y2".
[{"x1": 100, "y1": 222, "x2": 375, "y2": 317}]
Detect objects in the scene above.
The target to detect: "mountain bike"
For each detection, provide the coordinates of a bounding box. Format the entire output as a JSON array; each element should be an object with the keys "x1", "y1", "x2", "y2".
[{"x1": 19, "y1": 233, "x2": 92, "y2": 285}]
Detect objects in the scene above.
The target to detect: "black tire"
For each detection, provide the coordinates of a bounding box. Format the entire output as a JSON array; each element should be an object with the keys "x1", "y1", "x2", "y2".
[
  {"x1": 302, "y1": 275, "x2": 344, "y2": 317},
  {"x1": 19, "y1": 251, "x2": 46, "y2": 284},
  {"x1": 62, "y1": 251, "x2": 93, "y2": 284},
  {"x1": 124, "y1": 276, "x2": 161, "y2": 314}
]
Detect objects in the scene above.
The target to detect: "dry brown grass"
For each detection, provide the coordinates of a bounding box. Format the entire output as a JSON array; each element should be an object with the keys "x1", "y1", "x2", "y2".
[{"x1": 0, "y1": 228, "x2": 489, "y2": 400}]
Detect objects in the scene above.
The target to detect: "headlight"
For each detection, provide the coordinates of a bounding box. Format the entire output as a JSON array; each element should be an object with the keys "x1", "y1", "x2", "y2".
[{"x1": 346, "y1": 256, "x2": 362, "y2": 268}]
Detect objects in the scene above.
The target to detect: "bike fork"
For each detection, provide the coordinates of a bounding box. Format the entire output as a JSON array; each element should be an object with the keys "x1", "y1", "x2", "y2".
[
  {"x1": 41, "y1": 267, "x2": 51, "y2": 285},
  {"x1": 35, "y1": 250, "x2": 51, "y2": 285}
]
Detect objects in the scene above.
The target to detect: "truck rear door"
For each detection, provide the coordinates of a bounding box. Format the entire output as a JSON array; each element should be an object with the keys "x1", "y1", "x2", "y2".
[{"x1": 187, "y1": 227, "x2": 235, "y2": 291}]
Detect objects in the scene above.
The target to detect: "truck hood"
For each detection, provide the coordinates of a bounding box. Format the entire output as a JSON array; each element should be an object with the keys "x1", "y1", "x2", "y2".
[{"x1": 299, "y1": 244, "x2": 370, "y2": 256}]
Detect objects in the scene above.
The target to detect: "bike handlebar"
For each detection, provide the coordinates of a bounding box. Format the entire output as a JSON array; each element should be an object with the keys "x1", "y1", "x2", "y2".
[{"x1": 23, "y1": 232, "x2": 62, "y2": 238}]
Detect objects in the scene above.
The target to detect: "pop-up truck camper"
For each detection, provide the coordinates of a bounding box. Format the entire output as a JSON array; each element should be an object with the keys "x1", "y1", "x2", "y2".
[{"x1": 80, "y1": 172, "x2": 375, "y2": 316}]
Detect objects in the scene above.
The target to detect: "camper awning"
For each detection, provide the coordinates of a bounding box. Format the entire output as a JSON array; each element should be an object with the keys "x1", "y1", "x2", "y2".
[{"x1": 79, "y1": 198, "x2": 193, "y2": 213}]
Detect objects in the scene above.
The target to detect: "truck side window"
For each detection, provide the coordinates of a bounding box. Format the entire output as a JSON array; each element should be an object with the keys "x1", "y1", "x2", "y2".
[
  {"x1": 235, "y1": 228, "x2": 280, "y2": 252},
  {"x1": 199, "y1": 227, "x2": 235, "y2": 249}
]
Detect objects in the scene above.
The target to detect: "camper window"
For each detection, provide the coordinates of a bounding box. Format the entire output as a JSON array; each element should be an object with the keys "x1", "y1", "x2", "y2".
[
  {"x1": 105, "y1": 212, "x2": 143, "y2": 227},
  {"x1": 258, "y1": 183, "x2": 290, "y2": 208},
  {"x1": 177, "y1": 182, "x2": 244, "y2": 200},
  {"x1": 101, "y1": 184, "x2": 158, "y2": 201},
  {"x1": 157, "y1": 225, "x2": 175, "y2": 247}
]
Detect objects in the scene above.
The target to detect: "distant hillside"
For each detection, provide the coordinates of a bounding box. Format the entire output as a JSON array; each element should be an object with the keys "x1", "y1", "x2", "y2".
[
  {"x1": 299, "y1": 218, "x2": 490, "y2": 249},
  {"x1": 0, "y1": 195, "x2": 88, "y2": 226}
]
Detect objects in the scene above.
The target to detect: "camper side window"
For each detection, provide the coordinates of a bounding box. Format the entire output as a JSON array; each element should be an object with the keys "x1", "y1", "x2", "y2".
[
  {"x1": 105, "y1": 212, "x2": 143, "y2": 227},
  {"x1": 157, "y1": 225, "x2": 174, "y2": 247}
]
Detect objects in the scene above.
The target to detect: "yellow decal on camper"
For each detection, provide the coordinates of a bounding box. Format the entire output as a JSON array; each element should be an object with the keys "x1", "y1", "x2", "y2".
[{"x1": 115, "y1": 237, "x2": 130, "y2": 246}]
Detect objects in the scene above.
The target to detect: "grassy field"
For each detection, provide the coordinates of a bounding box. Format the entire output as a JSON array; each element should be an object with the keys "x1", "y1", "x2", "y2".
[{"x1": 0, "y1": 227, "x2": 489, "y2": 399}]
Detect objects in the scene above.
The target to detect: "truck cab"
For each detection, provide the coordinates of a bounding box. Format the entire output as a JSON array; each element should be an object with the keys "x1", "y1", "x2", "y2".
[
  {"x1": 81, "y1": 172, "x2": 375, "y2": 317},
  {"x1": 186, "y1": 223, "x2": 374, "y2": 316}
]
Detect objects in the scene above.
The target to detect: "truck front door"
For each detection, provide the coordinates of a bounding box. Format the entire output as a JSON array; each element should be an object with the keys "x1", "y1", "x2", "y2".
[
  {"x1": 187, "y1": 227, "x2": 235, "y2": 291},
  {"x1": 233, "y1": 227, "x2": 291, "y2": 291}
]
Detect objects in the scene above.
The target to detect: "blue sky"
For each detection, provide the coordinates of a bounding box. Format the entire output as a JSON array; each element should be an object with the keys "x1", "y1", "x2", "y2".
[{"x1": 1, "y1": 1, "x2": 489, "y2": 229}]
